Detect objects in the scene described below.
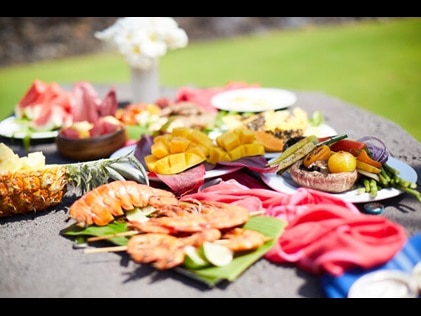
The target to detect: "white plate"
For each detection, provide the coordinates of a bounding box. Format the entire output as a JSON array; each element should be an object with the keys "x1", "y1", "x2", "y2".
[
  {"x1": 110, "y1": 144, "x2": 242, "y2": 181},
  {"x1": 110, "y1": 144, "x2": 137, "y2": 159},
  {"x1": 260, "y1": 157, "x2": 418, "y2": 203},
  {"x1": 0, "y1": 116, "x2": 58, "y2": 139},
  {"x1": 210, "y1": 88, "x2": 297, "y2": 112},
  {"x1": 264, "y1": 123, "x2": 338, "y2": 160},
  {"x1": 347, "y1": 270, "x2": 418, "y2": 298}
]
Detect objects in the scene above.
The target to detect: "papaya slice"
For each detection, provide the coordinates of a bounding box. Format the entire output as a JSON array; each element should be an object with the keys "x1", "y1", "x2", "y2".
[{"x1": 254, "y1": 130, "x2": 285, "y2": 152}]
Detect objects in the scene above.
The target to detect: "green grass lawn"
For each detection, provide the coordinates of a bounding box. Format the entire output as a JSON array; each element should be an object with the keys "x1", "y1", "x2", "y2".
[{"x1": 1, "y1": 17, "x2": 420, "y2": 141}]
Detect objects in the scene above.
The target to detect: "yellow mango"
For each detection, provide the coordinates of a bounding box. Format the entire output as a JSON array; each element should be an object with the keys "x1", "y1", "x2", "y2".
[
  {"x1": 207, "y1": 147, "x2": 230, "y2": 165},
  {"x1": 185, "y1": 152, "x2": 206, "y2": 167},
  {"x1": 216, "y1": 132, "x2": 240, "y2": 151},
  {"x1": 169, "y1": 136, "x2": 191, "y2": 154},
  {"x1": 228, "y1": 145, "x2": 246, "y2": 161},
  {"x1": 153, "y1": 156, "x2": 181, "y2": 175},
  {"x1": 168, "y1": 153, "x2": 187, "y2": 173},
  {"x1": 186, "y1": 145, "x2": 207, "y2": 159},
  {"x1": 151, "y1": 141, "x2": 169, "y2": 159},
  {"x1": 152, "y1": 152, "x2": 206, "y2": 175},
  {"x1": 188, "y1": 129, "x2": 214, "y2": 148},
  {"x1": 153, "y1": 134, "x2": 172, "y2": 146},
  {"x1": 243, "y1": 143, "x2": 265, "y2": 157},
  {"x1": 144, "y1": 154, "x2": 158, "y2": 173},
  {"x1": 234, "y1": 127, "x2": 256, "y2": 144},
  {"x1": 171, "y1": 127, "x2": 191, "y2": 138},
  {"x1": 153, "y1": 156, "x2": 173, "y2": 175}
]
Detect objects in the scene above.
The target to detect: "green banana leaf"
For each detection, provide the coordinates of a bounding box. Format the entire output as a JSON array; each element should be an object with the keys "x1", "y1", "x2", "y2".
[
  {"x1": 175, "y1": 215, "x2": 286, "y2": 287},
  {"x1": 61, "y1": 221, "x2": 130, "y2": 246},
  {"x1": 61, "y1": 215, "x2": 286, "y2": 287}
]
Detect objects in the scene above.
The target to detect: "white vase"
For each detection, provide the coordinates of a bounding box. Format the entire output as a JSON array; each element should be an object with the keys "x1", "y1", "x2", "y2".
[{"x1": 130, "y1": 59, "x2": 160, "y2": 104}]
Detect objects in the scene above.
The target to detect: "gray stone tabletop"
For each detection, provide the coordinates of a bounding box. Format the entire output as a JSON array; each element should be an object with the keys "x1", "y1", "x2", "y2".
[{"x1": 0, "y1": 88, "x2": 420, "y2": 298}]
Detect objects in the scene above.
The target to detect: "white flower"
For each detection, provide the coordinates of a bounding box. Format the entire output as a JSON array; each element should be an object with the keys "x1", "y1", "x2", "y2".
[{"x1": 95, "y1": 17, "x2": 188, "y2": 70}]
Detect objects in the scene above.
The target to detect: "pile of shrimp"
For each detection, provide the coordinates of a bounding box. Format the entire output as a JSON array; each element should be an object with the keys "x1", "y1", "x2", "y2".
[{"x1": 68, "y1": 180, "x2": 270, "y2": 270}]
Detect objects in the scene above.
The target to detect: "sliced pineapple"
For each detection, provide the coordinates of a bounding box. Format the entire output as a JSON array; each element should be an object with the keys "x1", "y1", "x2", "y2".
[
  {"x1": 0, "y1": 165, "x2": 67, "y2": 217},
  {"x1": 0, "y1": 142, "x2": 149, "y2": 218},
  {"x1": 0, "y1": 143, "x2": 22, "y2": 171}
]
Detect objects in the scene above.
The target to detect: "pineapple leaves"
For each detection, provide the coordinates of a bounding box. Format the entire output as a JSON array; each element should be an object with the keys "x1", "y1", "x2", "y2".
[{"x1": 64, "y1": 151, "x2": 149, "y2": 195}]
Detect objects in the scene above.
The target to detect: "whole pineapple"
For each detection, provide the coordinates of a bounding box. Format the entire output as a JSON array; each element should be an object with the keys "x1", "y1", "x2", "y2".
[{"x1": 0, "y1": 143, "x2": 148, "y2": 217}]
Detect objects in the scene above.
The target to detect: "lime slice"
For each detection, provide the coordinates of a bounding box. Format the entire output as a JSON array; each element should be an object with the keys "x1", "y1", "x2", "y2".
[
  {"x1": 200, "y1": 241, "x2": 233, "y2": 267},
  {"x1": 126, "y1": 206, "x2": 155, "y2": 222},
  {"x1": 182, "y1": 246, "x2": 211, "y2": 270}
]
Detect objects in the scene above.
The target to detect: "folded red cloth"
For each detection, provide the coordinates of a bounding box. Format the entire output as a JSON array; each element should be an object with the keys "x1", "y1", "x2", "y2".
[
  {"x1": 183, "y1": 175, "x2": 407, "y2": 277},
  {"x1": 265, "y1": 204, "x2": 407, "y2": 276},
  {"x1": 184, "y1": 173, "x2": 360, "y2": 223},
  {"x1": 176, "y1": 81, "x2": 260, "y2": 113}
]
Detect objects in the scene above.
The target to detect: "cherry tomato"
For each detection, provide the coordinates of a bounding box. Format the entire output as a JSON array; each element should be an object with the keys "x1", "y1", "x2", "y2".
[{"x1": 327, "y1": 151, "x2": 357, "y2": 173}]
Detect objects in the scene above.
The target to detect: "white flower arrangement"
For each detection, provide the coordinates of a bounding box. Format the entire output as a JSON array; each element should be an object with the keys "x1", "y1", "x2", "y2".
[{"x1": 95, "y1": 17, "x2": 188, "y2": 70}]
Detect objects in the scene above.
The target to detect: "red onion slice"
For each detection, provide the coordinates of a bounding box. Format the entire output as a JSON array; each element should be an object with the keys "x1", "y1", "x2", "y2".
[{"x1": 357, "y1": 136, "x2": 389, "y2": 164}]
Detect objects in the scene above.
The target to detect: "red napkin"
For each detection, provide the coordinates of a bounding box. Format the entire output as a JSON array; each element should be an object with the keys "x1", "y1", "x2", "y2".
[
  {"x1": 175, "y1": 81, "x2": 260, "y2": 114},
  {"x1": 265, "y1": 204, "x2": 407, "y2": 276},
  {"x1": 182, "y1": 175, "x2": 407, "y2": 277},
  {"x1": 182, "y1": 176, "x2": 360, "y2": 223}
]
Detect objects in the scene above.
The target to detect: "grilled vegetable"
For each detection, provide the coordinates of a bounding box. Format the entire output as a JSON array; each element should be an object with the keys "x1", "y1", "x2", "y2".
[
  {"x1": 329, "y1": 139, "x2": 368, "y2": 156},
  {"x1": 267, "y1": 135, "x2": 319, "y2": 167},
  {"x1": 303, "y1": 144, "x2": 332, "y2": 168},
  {"x1": 275, "y1": 140, "x2": 319, "y2": 175}
]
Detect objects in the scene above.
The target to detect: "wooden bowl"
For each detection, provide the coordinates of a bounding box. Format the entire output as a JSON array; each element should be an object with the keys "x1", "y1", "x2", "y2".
[{"x1": 56, "y1": 127, "x2": 128, "y2": 161}]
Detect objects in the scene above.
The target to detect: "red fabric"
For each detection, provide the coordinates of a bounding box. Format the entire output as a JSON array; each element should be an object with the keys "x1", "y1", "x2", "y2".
[
  {"x1": 182, "y1": 177, "x2": 360, "y2": 222},
  {"x1": 182, "y1": 175, "x2": 407, "y2": 277},
  {"x1": 175, "y1": 81, "x2": 260, "y2": 114},
  {"x1": 264, "y1": 205, "x2": 407, "y2": 276}
]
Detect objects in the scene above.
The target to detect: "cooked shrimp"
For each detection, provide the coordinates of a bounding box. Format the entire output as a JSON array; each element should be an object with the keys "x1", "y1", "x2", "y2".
[
  {"x1": 126, "y1": 229, "x2": 223, "y2": 270},
  {"x1": 68, "y1": 180, "x2": 179, "y2": 227},
  {"x1": 178, "y1": 228, "x2": 222, "y2": 247},
  {"x1": 127, "y1": 233, "x2": 185, "y2": 270},
  {"x1": 217, "y1": 227, "x2": 270, "y2": 252},
  {"x1": 128, "y1": 200, "x2": 250, "y2": 234},
  {"x1": 128, "y1": 220, "x2": 173, "y2": 234},
  {"x1": 200, "y1": 201, "x2": 250, "y2": 230}
]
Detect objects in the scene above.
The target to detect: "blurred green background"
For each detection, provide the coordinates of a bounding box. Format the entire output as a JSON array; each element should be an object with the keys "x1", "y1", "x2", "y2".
[{"x1": 0, "y1": 17, "x2": 420, "y2": 141}]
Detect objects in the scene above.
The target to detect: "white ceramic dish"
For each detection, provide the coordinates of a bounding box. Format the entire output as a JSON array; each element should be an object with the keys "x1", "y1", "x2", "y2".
[
  {"x1": 0, "y1": 116, "x2": 58, "y2": 139},
  {"x1": 210, "y1": 87, "x2": 297, "y2": 112},
  {"x1": 347, "y1": 270, "x2": 418, "y2": 298},
  {"x1": 260, "y1": 157, "x2": 418, "y2": 203},
  {"x1": 110, "y1": 144, "x2": 242, "y2": 181}
]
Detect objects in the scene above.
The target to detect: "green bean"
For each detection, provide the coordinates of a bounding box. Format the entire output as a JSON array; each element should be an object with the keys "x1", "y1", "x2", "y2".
[
  {"x1": 357, "y1": 187, "x2": 366, "y2": 195},
  {"x1": 357, "y1": 163, "x2": 421, "y2": 204},
  {"x1": 378, "y1": 172, "x2": 390, "y2": 187},
  {"x1": 369, "y1": 179, "x2": 378, "y2": 198},
  {"x1": 383, "y1": 163, "x2": 400, "y2": 176},
  {"x1": 363, "y1": 179, "x2": 371, "y2": 193},
  {"x1": 398, "y1": 187, "x2": 421, "y2": 203},
  {"x1": 380, "y1": 167, "x2": 391, "y2": 182}
]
